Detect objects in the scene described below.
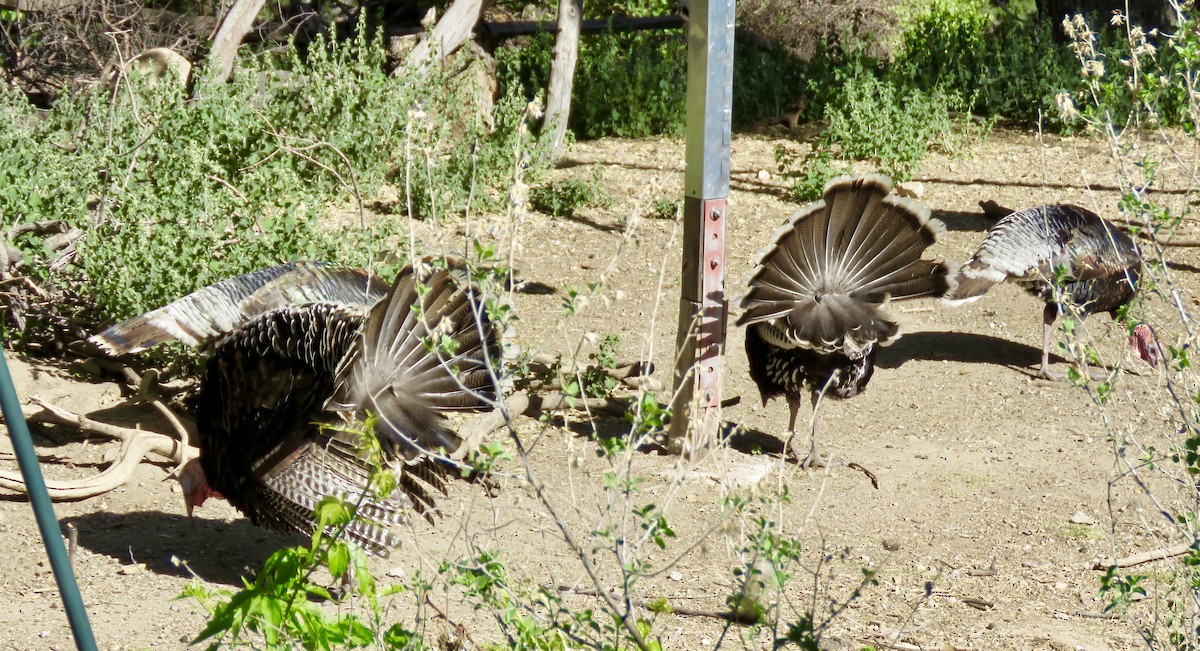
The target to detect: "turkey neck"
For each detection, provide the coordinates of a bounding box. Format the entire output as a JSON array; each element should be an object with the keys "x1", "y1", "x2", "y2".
[{"x1": 745, "y1": 325, "x2": 876, "y2": 404}]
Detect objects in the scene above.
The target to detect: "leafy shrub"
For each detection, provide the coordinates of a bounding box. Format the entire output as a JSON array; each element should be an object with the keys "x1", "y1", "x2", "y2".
[
  {"x1": 778, "y1": 71, "x2": 987, "y2": 200},
  {"x1": 824, "y1": 73, "x2": 983, "y2": 179},
  {"x1": 0, "y1": 26, "x2": 549, "y2": 344},
  {"x1": 529, "y1": 171, "x2": 611, "y2": 216},
  {"x1": 498, "y1": 28, "x2": 686, "y2": 140}
]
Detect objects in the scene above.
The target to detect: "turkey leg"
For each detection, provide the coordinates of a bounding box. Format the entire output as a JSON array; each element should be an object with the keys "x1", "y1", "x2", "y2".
[
  {"x1": 783, "y1": 389, "x2": 831, "y2": 468},
  {"x1": 1038, "y1": 304, "x2": 1065, "y2": 381},
  {"x1": 1038, "y1": 305, "x2": 1113, "y2": 381}
]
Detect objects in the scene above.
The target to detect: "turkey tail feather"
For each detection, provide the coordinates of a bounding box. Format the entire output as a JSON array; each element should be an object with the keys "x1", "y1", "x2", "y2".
[
  {"x1": 327, "y1": 257, "x2": 505, "y2": 462},
  {"x1": 739, "y1": 175, "x2": 951, "y2": 354}
]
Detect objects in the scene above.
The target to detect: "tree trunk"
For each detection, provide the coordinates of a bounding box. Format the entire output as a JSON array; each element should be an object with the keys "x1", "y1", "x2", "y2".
[
  {"x1": 208, "y1": 0, "x2": 267, "y2": 83},
  {"x1": 544, "y1": 0, "x2": 582, "y2": 160},
  {"x1": 401, "y1": 0, "x2": 487, "y2": 74},
  {"x1": 1037, "y1": 1, "x2": 1182, "y2": 34}
]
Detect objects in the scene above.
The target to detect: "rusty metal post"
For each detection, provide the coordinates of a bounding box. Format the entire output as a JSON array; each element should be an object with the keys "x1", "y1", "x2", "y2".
[{"x1": 667, "y1": 0, "x2": 734, "y2": 457}]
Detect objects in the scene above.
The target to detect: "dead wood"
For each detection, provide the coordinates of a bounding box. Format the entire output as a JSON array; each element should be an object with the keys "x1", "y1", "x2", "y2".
[
  {"x1": 1092, "y1": 543, "x2": 1193, "y2": 570},
  {"x1": 401, "y1": 0, "x2": 490, "y2": 74},
  {"x1": 544, "y1": 0, "x2": 582, "y2": 159},
  {"x1": 208, "y1": 0, "x2": 267, "y2": 83},
  {"x1": 0, "y1": 397, "x2": 195, "y2": 500}
]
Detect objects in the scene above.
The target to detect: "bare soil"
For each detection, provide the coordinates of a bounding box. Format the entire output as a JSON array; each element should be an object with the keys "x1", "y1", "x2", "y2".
[{"x1": 3, "y1": 127, "x2": 1199, "y2": 651}]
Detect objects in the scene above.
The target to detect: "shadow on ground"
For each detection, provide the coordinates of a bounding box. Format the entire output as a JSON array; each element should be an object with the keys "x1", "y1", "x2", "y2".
[
  {"x1": 878, "y1": 330, "x2": 1042, "y2": 373},
  {"x1": 65, "y1": 510, "x2": 300, "y2": 586}
]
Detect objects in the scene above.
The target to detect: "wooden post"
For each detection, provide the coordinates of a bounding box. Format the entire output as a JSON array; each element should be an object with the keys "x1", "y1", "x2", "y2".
[
  {"x1": 667, "y1": 0, "x2": 734, "y2": 458},
  {"x1": 401, "y1": 0, "x2": 487, "y2": 73},
  {"x1": 208, "y1": 0, "x2": 267, "y2": 83},
  {"x1": 544, "y1": 0, "x2": 583, "y2": 159}
]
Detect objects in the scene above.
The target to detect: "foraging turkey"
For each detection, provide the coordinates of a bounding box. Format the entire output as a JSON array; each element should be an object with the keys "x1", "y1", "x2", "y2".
[
  {"x1": 90, "y1": 258, "x2": 505, "y2": 554},
  {"x1": 738, "y1": 175, "x2": 952, "y2": 468},
  {"x1": 944, "y1": 203, "x2": 1159, "y2": 380}
]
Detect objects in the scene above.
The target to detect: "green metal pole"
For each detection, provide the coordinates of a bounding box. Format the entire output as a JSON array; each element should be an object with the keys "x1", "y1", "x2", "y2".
[{"x1": 0, "y1": 349, "x2": 98, "y2": 651}]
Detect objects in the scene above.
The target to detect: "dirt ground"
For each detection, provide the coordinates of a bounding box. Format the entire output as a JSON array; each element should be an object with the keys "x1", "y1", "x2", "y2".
[{"x1": 3, "y1": 127, "x2": 1199, "y2": 650}]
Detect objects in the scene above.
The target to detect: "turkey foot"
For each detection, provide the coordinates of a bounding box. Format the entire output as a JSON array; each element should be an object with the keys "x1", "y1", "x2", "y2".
[{"x1": 784, "y1": 431, "x2": 839, "y2": 469}]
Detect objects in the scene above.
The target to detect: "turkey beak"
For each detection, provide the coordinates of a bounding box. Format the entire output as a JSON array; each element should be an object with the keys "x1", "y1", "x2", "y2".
[{"x1": 179, "y1": 474, "x2": 196, "y2": 523}]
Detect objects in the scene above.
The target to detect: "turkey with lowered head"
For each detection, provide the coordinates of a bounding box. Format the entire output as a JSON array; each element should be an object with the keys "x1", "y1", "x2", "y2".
[
  {"x1": 89, "y1": 258, "x2": 505, "y2": 555},
  {"x1": 944, "y1": 203, "x2": 1159, "y2": 380},
  {"x1": 738, "y1": 175, "x2": 953, "y2": 468}
]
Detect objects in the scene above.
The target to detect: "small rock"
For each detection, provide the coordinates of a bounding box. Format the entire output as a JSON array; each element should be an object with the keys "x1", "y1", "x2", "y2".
[
  {"x1": 756, "y1": 169, "x2": 771, "y2": 182},
  {"x1": 701, "y1": 638, "x2": 712, "y2": 646},
  {"x1": 387, "y1": 567, "x2": 406, "y2": 579},
  {"x1": 1070, "y1": 511, "x2": 1095, "y2": 525},
  {"x1": 895, "y1": 181, "x2": 925, "y2": 198},
  {"x1": 669, "y1": 571, "x2": 683, "y2": 582}
]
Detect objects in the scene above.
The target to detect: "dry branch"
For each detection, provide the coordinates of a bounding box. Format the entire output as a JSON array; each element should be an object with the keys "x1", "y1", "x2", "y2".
[
  {"x1": 401, "y1": 0, "x2": 488, "y2": 73},
  {"x1": 0, "y1": 397, "x2": 194, "y2": 500},
  {"x1": 1092, "y1": 543, "x2": 1193, "y2": 570},
  {"x1": 208, "y1": 0, "x2": 267, "y2": 83},
  {"x1": 526, "y1": 351, "x2": 659, "y2": 390},
  {"x1": 558, "y1": 585, "x2": 760, "y2": 625},
  {"x1": 544, "y1": 0, "x2": 582, "y2": 159}
]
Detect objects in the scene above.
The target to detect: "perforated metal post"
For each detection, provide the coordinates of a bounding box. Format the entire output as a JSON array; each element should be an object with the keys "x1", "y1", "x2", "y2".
[{"x1": 668, "y1": 0, "x2": 734, "y2": 457}]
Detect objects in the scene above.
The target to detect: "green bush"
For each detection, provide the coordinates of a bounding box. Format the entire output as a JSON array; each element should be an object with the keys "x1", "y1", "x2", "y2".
[
  {"x1": 0, "y1": 27, "x2": 549, "y2": 338},
  {"x1": 891, "y1": 0, "x2": 1077, "y2": 126},
  {"x1": 498, "y1": 28, "x2": 686, "y2": 140},
  {"x1": 778, "y1": 71, "x2": 986, "y2": 200},
  {"x1": 529, "y1": 171, "x2": 611, "y2": 217}
]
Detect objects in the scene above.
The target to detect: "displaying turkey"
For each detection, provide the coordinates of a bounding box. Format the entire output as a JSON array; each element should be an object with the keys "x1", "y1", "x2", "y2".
[
  {"x1": 738, "y1": 175, "x2": 953, "y2": 468},
  {"x1": 89, "y1": 258, "x2": 505, "y2": 555},
  {"x1": 944, "y1": 203, "x2": 1159, "y2": 380}
]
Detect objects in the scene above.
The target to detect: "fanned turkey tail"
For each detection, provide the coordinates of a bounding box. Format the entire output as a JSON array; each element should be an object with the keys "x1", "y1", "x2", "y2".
[
  {"x1": 88, "y1": 261, "x2": 387, "y2": 355},
  {"x1": 326, "y1": 257, "x2": 507, "y2": 464},
  {"x1": 738, "y1": 174, "x2": 953, "y2": 356}
]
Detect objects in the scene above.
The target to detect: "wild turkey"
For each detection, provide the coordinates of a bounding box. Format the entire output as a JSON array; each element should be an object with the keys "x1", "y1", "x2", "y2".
[
  {"x1": 738, "y1": 175, "x2": 952, "y2": 468},
  {"x1": 944, "y1": 204, "x2": 1159, "y2": 380},
  {"x1": 90, "y1": 258, "x2": 505, "y2": 554}
]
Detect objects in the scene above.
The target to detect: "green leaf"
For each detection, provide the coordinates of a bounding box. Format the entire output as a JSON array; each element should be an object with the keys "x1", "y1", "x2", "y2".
[{"x1": 326, "y1": 541, "x2": 350, "y2": 579}]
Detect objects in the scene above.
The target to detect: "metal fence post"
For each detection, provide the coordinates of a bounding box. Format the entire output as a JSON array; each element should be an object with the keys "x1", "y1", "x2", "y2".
[
  {"x1": 668, "y1": 0, "x2": 735, "y2": 457},
  {"x1": 0, "y1": 349, "x2": 98, "y2": 651}
]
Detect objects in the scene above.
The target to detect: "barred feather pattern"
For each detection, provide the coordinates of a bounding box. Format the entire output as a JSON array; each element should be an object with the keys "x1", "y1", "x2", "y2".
[
  {"x1": 178, "y1": 258, "x2": 505, "y2": 555},
  {"x1": 738, "y1": 175, "x2": 951, "y2": 405},
  {"x1": 88, "y1": 261, "x2": 387, "y2": 355},
  {"x1": 945, "y1": 204, "x2": 1142, "y2": 315}
]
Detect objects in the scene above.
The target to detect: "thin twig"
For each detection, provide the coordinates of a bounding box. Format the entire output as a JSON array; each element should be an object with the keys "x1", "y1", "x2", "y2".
[
  {"x1": 423, "y1": 595, "x2": 481, "y2": 650},
  {"x1": 557, "y1": 585, "x2": 760, "y2": 625},
  {"x1": 1092, "y1": 543, "x2": 1193, "y2": 570}
]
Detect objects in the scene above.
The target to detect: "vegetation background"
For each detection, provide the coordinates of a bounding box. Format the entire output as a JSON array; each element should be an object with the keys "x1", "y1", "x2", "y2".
[{"x1": 1, "y1": 0, "x2": 1200, "y2": 649}]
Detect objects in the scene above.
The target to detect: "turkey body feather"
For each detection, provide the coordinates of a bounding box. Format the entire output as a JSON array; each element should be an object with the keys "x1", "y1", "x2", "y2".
[
  {"x1": 90, "y1": 261, "x2": 388, "y2": 355},
  {"x1": 90, "y1": 258, "x2": 504, "y2": 555},
  {"x1": 945, "y1": 204, "x2": 1156, "y2": 380},
  {"x1": 738, "y1": 174, "x2": 951, "y2": 467},
  {"x1": 947, "y1": 204, "x2": 1141, "y2": 312}
]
